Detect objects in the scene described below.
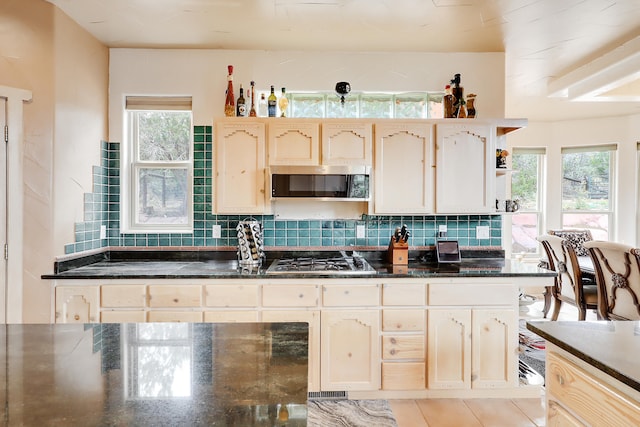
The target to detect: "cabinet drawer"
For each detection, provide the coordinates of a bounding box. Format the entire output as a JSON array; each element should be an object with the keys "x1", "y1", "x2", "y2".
[
  {"x1": 382, "y1": 283, "x2": 425, "y2": 306},
  {"x1": 205, "y1": 284, "x2": 259, "y2": 307},
  {"x1": 101, "y1": 285, "x2": 146, "y2": 308},
  {"x1": 429, "y1": 283, "x2": 513, "y2": 306},
  {"x1": 547, "y1": 351, "x2": 640, "y2": 426},
  {"x1": 203, "y1": 310, "x2": 259, "y2": 322},
  {"x1": 101, "y1": 310, "x2": 146, "y2": 323},
  {"x1": 382, "y1": 335, "x2": 425, "y2": 360},
  {"x1": 148, "y1": 285, "x2": 202, "y2": 308},
  {"x1": 382, "y1": 309, "x2": 425, "y2": 331},
  {"x1": 262, "y1": 285, "x2": 319, "y2": 307},
  {"x1": 147, "y1": 311, "x2": 203, "y2": 322},
  {"x1": 322, "y1": 284, "x2": 379, "y2": 307},
  {"x1": 382, "y1": 362, "x2": 425, "y2": 390}
]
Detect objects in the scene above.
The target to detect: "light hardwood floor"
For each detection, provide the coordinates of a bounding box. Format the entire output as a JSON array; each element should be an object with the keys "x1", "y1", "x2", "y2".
[{"x1": 390, "y1": 398, "x2": 545, "y2": 427}]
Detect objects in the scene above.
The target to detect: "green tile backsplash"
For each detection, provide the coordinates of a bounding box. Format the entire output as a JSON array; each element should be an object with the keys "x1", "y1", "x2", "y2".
[{"x1": 64, "y1": 126, "x2": 502, "y2": 254}]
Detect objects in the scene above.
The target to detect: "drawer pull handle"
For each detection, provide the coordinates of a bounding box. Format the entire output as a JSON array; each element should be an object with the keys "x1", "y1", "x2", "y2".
[
  {"x1": 390, "y1": 338, "x2": 397, "y2": 344},
  {"x1": 557, "y1": 375, "x2": 564, "y2": 385},
  {"x1": 74, "y1": 314, "x2": 80, "y2": 321}
]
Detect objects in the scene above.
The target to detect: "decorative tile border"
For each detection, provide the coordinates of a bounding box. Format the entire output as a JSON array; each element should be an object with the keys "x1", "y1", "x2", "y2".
[{"x1": 64, "y1": 127, "x2": 502, "y2": 254}]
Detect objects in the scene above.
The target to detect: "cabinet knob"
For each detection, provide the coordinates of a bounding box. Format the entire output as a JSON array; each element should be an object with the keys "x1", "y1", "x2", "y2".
[{"x1": 74, "y1": 314, "x2": 80, "y2": 321}]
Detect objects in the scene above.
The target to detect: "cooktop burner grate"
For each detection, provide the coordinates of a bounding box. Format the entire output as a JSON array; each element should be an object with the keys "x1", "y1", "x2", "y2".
[{"x1": 266, "y1": 254, "x2": 375, "y2": 275}]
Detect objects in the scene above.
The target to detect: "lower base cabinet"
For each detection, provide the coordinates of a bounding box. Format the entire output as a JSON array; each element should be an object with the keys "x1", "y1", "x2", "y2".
[{"x1": 321, "y1": 310, "x2": 380, "y2": 391}]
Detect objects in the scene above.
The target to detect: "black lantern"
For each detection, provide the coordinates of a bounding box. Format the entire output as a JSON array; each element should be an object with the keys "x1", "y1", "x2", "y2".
[{"x1": 335, "y1": 82, "x2": 351, "y2": 105}]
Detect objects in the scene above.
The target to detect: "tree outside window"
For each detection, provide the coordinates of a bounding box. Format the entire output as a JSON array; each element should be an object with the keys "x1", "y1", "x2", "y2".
[{"x1": 511, "y1": 148, "x2": 544, "y2": 254}]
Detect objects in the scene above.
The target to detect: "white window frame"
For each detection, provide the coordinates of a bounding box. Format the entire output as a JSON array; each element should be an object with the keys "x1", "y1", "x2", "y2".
[
  {"x1": 561, "y1": 144, "x2": 616, "y2": 240},
  {"x1": 122, "y1": 96, "x2": 193, "y2": 233},
  {"x1": 511, "y1": 147, "x2": 546, "y2": 258}
]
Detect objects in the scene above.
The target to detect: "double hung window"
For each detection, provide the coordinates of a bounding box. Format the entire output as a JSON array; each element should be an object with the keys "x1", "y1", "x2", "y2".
[
  {"x1": 123, "y1": 96, "x2": 193, "y2": 232},
  {"x1": 561, "y1": 145, "x2": 616, "y2": 240}
]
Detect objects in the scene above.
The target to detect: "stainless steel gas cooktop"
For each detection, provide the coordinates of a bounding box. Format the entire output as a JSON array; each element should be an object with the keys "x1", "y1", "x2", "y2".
[{"x1": 266, "y1": 252, "x2": 376, "y2": 276}]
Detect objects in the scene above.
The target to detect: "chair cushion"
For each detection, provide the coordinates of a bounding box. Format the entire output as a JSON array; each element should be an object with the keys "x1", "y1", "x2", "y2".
[{"x1": 549, "y1": 230, "x2": 593, "y2": 257}]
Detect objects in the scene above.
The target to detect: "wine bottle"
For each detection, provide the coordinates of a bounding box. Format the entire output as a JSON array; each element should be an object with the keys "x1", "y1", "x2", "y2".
[
  {"x1": 236, "y1": 84, "x2": 246, "y2": 117},
  {"x1": 258, "y1": 93, "x2": 267, "y2": 117},
  {"x1": 278, "y1": 87, "x2": 289, "y2": 117},
  {"x1": 268, "y1": 85, "x2": 277, "y2": 117},
  {"x1": 224, "y1": 65, "x2": 235, "y2": 117},
  {"x1": 249, "y1": 81, "x2": 257, "y2": 117},
  {"x1": 443, "y1": 84, "x2": 455, "y2": 118},
  {"x1": 451, "y1": 73, "x2": 463, "y2": 118}
]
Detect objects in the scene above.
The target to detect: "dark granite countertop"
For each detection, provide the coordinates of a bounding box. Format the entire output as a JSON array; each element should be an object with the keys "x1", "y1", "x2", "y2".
[
  {"x1": 0, "y1": 322, "x2": 308, "y2": 426},
  {"x1": 42, "y1": 248, "x2": 555, "y2": 280},
  {"x1": 526, "y1": 320, "x2": 640, "y2": 392}
]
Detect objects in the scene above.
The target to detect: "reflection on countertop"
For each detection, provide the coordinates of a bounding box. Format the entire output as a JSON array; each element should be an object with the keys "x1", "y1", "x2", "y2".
[
  {"x1": 0, "y1": 322, "x2": 309, "y2": 426},
  {"x1": 42, "y1": 248, "x2": 555, "y2": 280}
]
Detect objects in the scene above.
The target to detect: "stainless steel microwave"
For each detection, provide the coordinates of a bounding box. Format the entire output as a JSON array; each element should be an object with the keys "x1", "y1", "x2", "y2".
[{"x1": 270, "y1": 165, "x2": 370, "y2": 201}]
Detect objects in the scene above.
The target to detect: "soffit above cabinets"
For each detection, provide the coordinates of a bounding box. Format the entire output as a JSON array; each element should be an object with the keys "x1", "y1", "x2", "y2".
[{"x1": 45, "y1": 0, "x2": 640, "y2": 120}]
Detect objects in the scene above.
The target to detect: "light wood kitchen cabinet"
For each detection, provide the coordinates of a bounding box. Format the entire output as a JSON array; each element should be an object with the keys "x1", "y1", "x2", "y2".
[
  {"x1": 373, "y1": 122, "x2": 435, "y2": 214},
  {"x1": 268, "y1": 120, "x2": 320, "y2": 165},
  {"x1": 547, "y1": 350, "x2": 640, "y2": 426},
  {"x1": 427, "y1": 307, "x2": 517, "y2": 390},
  {"x1": 101, "y1": 310, "x2": 146, "y2": 323},
  {"x1": 321, "y1": 121, "x2": 372, "y2": 166},
  {"x1": 262, "y1": 284, "x2": 319, "y2": 307},
  {"x1": 148, "y1": 285, "x2": 202, "y2": 307},
  {"x1": 435, "y1": 123, "x2": 494, "y2": 213},
  {"x1": 321, "y1": 309, "x2": 380, "y2": 391},
  {"x1": 214, "y1": 119, "x2": 267, "y2": 214},
  {"x1": 101, "y1": 284, "x2": 146, "y2": 308},
  {"x1": 204, "y1": 284, "x2": 259, "y2": 307},
  {"x1": 55, "y1": 286, "x2": 100, "y2": 323},
  {"x1": 262, "y1": 310, "x2": 321, "y2": 392},
  {"x1": 322, "y1": 282, "x2": 379, "y2": 307}
]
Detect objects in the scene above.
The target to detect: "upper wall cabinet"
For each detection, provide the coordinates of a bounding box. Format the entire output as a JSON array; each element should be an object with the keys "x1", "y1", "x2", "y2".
[
  {"x1": 322, "y1": 120, "x2": 372, "y2": 166},
  {"x1": 214, "y1": 120, "x2": 267, "y2": 214},
  {"x1": 374, "y1": 122, "x2": 435, "y2": 214},
  {"x1": 435, "y1": 124, "x2": 494, "y2": 214},
  {"x1": 268, "y1": 120, "x2": 320, "y2": 165}
]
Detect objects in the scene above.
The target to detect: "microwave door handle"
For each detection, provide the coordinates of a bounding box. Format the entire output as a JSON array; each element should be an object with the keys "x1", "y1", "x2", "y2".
[{"x1": 346, "y1": 175, "x2": 353, "y2": 197}]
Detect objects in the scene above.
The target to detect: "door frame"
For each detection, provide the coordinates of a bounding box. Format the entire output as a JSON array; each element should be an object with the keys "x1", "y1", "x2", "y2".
[{"x1": 0, "y1": 85, "x2": 32, "y2": 324}]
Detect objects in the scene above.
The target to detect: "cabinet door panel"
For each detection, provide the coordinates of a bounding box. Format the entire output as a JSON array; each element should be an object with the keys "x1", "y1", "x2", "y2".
[
  {"x1": 322, "y1": 283, "x2": 379, "y2": 307},
  {"x1": 427, "y1": 309, "x2": 471, "y2": 389},
  {"x1": 374, "y1": 122, "x2": 434, "y2": 214},
  {"x1": 215, "y1": 120, "x2": 266, "y2": 213},
  {"x1": 55, "y1": 286, "x2": 100, "y2": 323},
  {"x1": 322, "y1": 121, "x2": 372, "y2": 166},
  {"x1": 382, "y1": 283, "x2": 425, "y2": 306},
  {"x1": 471, "y1": 309, "x2": 517, "y2": 388},
  {"x1": 262, "y1": 285, "x2": 319, "y2": 307},
  {"x1": 382, "y1": 362, "x2": 426, "y2": 390},
  {"x1": 148, "y1": 285, "x2": 202, "y2": 308},
  {"x1": 321, "y1": 310, "x2": 380, "y2": 391},
  {"x1": 382, "y1": 335, "x2": 425, "y2": 360},
  {"x1": 268, "y1": 121, "x2": 320, "y2": 165},
  {"x1": 435, "y1": 124, "x2": 494, "y2": 213},
  {"x1": 382, "y1": 309, "x2": 425, "y2": 332},
  {"x1": 101, "y1": 285, "x2": 146, "y2": 308},
  {"x1": 205, "y1": 284, "x2": 259, "y2": 307}
]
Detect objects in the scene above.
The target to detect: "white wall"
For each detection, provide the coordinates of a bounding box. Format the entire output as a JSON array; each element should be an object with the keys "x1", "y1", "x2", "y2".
[
  {"x1": 507, "y1": 116, "x2": 640, "y2": 246},
  {"x1": 109, "y1": 49, "x2": 506, "y2": 141}
]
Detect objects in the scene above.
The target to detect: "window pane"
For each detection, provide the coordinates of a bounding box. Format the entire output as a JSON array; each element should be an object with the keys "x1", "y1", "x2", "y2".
[
  {"x1": 326, "y1": 95, "x2": 358, "y2": 118},
  {"x1": 137, "y1": 111, "x2": 191, "y2": 161},
  {"x1": 395, "y1": 93, "x2": 426, "y2": 118},
  {"x1": 427, "y1": 93, "x2": 444, "y2": 118},
  {"x1": 512, "y1": 152, "x2": 539, "y2": 210},
  {"x1": 290, "y1": 94, "x2": 325, "y2": 118},
  {"x1": 137, "y1": 168, "x2": 189, "y2": 225},
  {"x1": 562, "y1": 213, "x2": 609, "y2": 240},
  {"x1": 562, "y1": 150, "x2": 611, "y2": 210},
  {"x1": 512, "y1": 213, "x2": 540, "y2": 254},
  {"x1": 360, "y1": 94, "x2": 392, "y2": 118}
]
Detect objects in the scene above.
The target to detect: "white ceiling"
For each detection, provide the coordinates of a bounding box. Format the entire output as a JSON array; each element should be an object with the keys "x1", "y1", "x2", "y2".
[{"x1": 46, "y1": 0, "x2": 640, "y2": 121}]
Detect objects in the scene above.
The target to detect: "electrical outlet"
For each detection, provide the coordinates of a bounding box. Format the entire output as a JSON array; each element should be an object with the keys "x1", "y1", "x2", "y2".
[
  {"x1": 356, "y1": 224, "x2": 366, "y2": 239},
  {"x1": 476, "y1": 226, "x2": 490, "y2": 239},
  {"x1": 212, "y1": 224, "x2": 222, "y2": 239},
  {"x1": 438, "y1": 224, "x2": 447, "y2": 238},
  {"x1": 100, "y1": 225, "x2": 107, "y2": 240}
]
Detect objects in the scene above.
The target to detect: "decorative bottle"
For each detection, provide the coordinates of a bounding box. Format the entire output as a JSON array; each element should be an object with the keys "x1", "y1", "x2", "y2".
[
  {"x1": 236, "y1": 84, "x2": 246, "y2": 117},
  {"x1": 249, "y1": 81, "x2": 257, "y2": 117},
  {"x1": 278, "y1": 87, "x2": 289, "y2": 117},
  {"x1": 258, "y1": 93, "x2": 268, "y2": 117},
  {"x1": 443, "y1": 84, "x2": 455, "y2": 118},
  {"x1": 466, "y1": 93, "x2": 477, "y2": 118},
  {"x1": 267, "y1": 85, "x2": 277, "y2": 117},
  {"x1": 451, "y1": 73, "x2": 463, "y2": 118},
  {"x1": 224, "y1": 65, "x2": 235, "y2": 117}
]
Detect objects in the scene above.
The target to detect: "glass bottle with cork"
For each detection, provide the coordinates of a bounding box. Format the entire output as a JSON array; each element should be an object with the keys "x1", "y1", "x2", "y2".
[
  {"x1": 236, "y1": 84, "x2": 246, "y2": 117},
  {"x1": 249, "y1": 81, "x2": 257, "y2": 117},
  {"x1": 267, "y1": 85, "x2": 277, "y2": 117},
  {"x1": 278, "y1": 87, "x2": 289, "y2": 117},
  {"x1": 224, "y1": 65, "x2": 235, "y2": 117}
]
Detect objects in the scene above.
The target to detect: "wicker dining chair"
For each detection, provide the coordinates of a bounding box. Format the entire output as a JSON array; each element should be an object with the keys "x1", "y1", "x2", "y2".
[
  {"x1": 537, "y1": 234, "x2": 598, "y2": 320},
  {"x1": 583, "y1": 240, "x2": 640, "y2": 320}
]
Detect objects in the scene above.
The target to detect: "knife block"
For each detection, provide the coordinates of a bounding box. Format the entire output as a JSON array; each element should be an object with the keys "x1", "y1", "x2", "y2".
[{"x1": 388, "y1": 239, "x2": 409, "y2": 265}]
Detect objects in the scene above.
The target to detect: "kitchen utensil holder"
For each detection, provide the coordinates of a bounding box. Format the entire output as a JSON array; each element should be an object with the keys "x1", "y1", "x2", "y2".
[
  {"x1": 388, "y1": 239, "x2": 409, "y2": 265},
  {"x1": 236, "y1": 217, "x2": 265, "y2": 266}
]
